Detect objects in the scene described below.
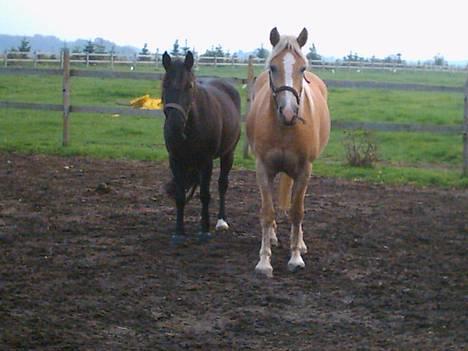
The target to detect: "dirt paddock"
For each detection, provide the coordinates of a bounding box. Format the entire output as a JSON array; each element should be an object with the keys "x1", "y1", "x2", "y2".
[{"x1": 0, "y1": 153, "x2": 466, "y2": 350}]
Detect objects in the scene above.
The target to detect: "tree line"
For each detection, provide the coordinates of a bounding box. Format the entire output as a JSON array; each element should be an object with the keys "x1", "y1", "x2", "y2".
[{"x1": 6, "y1": 37, "x2": 450, "y2": 66}]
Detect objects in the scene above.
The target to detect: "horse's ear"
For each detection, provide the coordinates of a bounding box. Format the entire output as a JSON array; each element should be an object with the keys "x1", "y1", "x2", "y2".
[
  {"x1": 297, "y1": 28, "x2": 308, "y2": 48},
  {"x1": 270, "y1": 27, "x2": 280, "y2": 47},
  {"x1": 162, "y1": 51, "x2": 171, "y2": 71},
  {"x1": 184, "y1": 51, "x2": 194, "y2": 70}
]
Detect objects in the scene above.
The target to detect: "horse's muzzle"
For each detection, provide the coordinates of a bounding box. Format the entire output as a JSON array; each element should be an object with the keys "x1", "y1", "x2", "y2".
[{"x1": 278, "y1": 106, "x2": 304, "y2": 126}]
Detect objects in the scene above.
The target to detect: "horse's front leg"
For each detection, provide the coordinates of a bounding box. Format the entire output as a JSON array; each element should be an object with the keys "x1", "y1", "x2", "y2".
[
  {"x1": 169, "y1": 158, "x2": 186, "y2": 245},
  {"x1": 198, "y1": 160, "x2": 213, "y2": 242},
  {"x1": 255, "y1": 160, "x2": 276, "y2": 278},
  {"x1": 288, "y1": 163, "x2": 311, "y2": 272}
]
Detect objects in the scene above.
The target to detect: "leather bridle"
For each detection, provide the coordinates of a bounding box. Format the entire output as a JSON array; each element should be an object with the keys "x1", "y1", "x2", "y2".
[
  {"x1": 269, "y1": 69, "x2": 302, "y2": 105},
  {"x1": 269, "y1": 70, "x2": 309, "y2": 124}
]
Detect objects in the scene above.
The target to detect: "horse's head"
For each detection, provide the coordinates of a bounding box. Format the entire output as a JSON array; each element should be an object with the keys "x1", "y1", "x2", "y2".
[
  {"x1": 162, "y1": 51, "x2": 196, "y2": 140},
  {"x1": 267, "y1": 27, "x2": 308, "y2": 126}
]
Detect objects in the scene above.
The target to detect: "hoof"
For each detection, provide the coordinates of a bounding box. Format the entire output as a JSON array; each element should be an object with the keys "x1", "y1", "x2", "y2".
[
  {"x1": 197, "y1": 231, "x2": 212, "y2": 244},
  {"x1": 215, "y1": 219, "x2": 229, "y2": 231},
  {"x1": 288, "y1": 263, "x2": 305, "y2": 273},
  {"x1": 171, "y1": 234, "x2": 188, "y2": 246},
  {"x1": 288, "y1": 255, "x2": 305, "y2": 272},
  {"x1": 255, "y1": 261, "x2": 273, "y2": 278}
]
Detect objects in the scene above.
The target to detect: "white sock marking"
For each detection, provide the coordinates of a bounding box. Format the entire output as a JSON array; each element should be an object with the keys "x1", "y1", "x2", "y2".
[{"x1": 215, "y1": 219, "x2": 229, "y2": 231}]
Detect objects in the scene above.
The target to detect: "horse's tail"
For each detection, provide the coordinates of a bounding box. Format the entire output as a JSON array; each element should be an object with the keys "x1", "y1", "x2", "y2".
[
  {"x1": 164, "y1": 168, "x2": 199, "y2": 204},
  {"x1": 184, "y1": 168, "x2": 199, "y2": 203},
  {"x1": 278, "y1": 173, "x2": 293, "y2": 214}
]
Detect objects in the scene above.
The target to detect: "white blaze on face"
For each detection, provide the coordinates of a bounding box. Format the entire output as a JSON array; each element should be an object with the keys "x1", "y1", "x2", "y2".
[{"x1": 282, "y1": 52, "x2": 296, "y2": 106}]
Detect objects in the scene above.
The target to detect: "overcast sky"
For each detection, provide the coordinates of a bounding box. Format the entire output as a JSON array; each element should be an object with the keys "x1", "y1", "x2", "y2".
[{"x1": 0, "y1": 0, "x2": 466, "y2": 61}]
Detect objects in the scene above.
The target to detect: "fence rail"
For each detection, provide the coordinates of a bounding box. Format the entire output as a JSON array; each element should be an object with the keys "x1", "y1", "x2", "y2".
[
  {"x1": 0, "y1": 49, "x2": 467, "y2": 174},
  {"x1": 0, "y1": 99, "x2": 461, "y2": 133}
]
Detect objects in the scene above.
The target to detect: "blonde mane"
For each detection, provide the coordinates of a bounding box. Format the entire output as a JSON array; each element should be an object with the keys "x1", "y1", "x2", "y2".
[{"x1": 266, "y1": 35, "x2": 308, "y2": 68}]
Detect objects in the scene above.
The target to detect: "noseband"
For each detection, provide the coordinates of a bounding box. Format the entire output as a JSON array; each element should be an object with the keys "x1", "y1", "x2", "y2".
[
  {"x1": 164, "y1": 102, "x2": 189, "y2": 123},
  {"x1": 163, "y1": 102, "x2": 191, "y2": 139},
  {"x1": 269, "y1": 70, "x2": 310, "y2": 124},
  {"x1": 269, "y1": 70, "x2": 301, "y2": 105}
]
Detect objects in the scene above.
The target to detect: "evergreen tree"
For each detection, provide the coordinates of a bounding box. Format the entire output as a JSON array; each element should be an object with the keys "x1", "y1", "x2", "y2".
[
  {"x1": 140, "y1": 43, "x2": 149, "y2": 55},
  {"x1": 396, "y1": 53, "x2": 402, "y2": 64},
  {"x1": 170, "y1": 40, "x2": 180, "y2": 56},
  {"x1": 433, "y1": 54, "x2": 445, "y2": 66},
  {"x1": 18, "y1": 37, "x2": 31, "y2": 52},
  {"x1": 214, "y1": 45, "x2": 224, "y2": 57},
  {"x1": 83, "y1": 40, "x2": 95, "y2": 54},
  {"x1": 201, "y1": 47, "x2": 215, "y2": 57},
  {"x1": 180, "y1": 40, "x2": 190, "y2": 55},
  {"x1": 139, "y1": 43, "x2": 151, "y2": 61},
  {"x1": 255, "y1": 44, "x2": 269, "y2": 59},
  {"x1": 306, "y1": 44, "x2": 321, "y2": 61}
]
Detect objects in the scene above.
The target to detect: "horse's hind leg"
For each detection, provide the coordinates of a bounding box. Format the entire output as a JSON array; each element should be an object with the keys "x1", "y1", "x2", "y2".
[
  {"x1": 215, "y1": 152, "x2": 234, "y2": 231},
  {"x1": 198, "y1": 160, "x2": 213, "y2": 242},
  {"x1": 287, "y1": 164, "x2": 311, "y2": 272},
  {"x1": 255, "y1": 160, "x2": 275, "y2": 278}
]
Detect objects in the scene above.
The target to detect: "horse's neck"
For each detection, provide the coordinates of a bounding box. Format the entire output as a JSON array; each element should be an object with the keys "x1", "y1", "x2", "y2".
[
  {"x1": 301, "y1": 81, "x2": 315, "y2": 117},
  {"x1": 191, "y1": 83, "x2": 206, "y2": 113}
]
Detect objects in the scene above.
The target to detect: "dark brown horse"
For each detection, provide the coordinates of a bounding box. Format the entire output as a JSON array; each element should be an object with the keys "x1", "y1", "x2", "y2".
[{"x1": 162, "y1": 51, "x2": 241, "y2": 244}]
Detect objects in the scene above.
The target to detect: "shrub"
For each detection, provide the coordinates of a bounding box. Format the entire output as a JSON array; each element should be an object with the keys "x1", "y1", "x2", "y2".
[{"x1": 343, "y1": 130, "x2": 379, "y2": 167}]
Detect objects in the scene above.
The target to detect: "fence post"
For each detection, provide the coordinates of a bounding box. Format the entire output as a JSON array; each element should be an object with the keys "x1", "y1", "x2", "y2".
[
  {"x1": 86, "y1": 52, "x2": 89, "y2": 67},
  {"x1": 194, "y1": 49, "x2": 199, "y2": 70},
  {"x1": 155, "y1": 49, "x2": 159, "y2": 68},
  {"x1": 463, "y1": 79, "x2": 468, "y2": 176},
  {"x1": 4, "y1": 50, "x2": 7, "y2": 67},
  {"x1": 110, "y1": 51, "x2": 114, "y2": 71},
  {"x1": 62, "y1": 49, "x2": 71, "y2": 146},
  {"x1": 243, "y1": 56, "x2": 254, "y2": 159},
  {"x1": 33, "y1": 51, "x2": 37, "y2": 68}
]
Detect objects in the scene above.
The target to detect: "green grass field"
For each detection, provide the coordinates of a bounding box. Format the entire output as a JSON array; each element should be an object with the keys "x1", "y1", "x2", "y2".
[{"x1": 0, "y1": 65, "x2": 467, "y2": 188}]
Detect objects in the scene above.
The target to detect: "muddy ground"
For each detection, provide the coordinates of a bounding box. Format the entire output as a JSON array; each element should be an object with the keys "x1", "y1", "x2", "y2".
[{"x1": 0, "y1": 152, "x2": 466, "y2": 350}]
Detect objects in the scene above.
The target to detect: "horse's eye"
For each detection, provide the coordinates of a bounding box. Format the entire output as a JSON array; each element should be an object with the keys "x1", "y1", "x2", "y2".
[
  {"x1": 270, "y1": 65, "x2": 277, "y2": 73},
  {"x1": 300, "y1": 66, "x2": 306, "y2": 73}
]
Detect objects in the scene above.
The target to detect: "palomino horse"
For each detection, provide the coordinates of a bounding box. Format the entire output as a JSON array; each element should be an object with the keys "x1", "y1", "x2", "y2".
[
  {"x1": 162, "y1": 51, "x2": 241, "y2": 244},
  {"x1": 246, "y1": 28, "x2": 330, "y2": 277}
]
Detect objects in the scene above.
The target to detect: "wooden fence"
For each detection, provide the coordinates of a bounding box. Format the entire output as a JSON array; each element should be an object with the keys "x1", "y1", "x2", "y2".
[
  {"x1": 2, "y1": 50, "x2": 468, "y2": 72},
  {"x1": 0, "y1": 49, "x2": 467, "y2": 175}
]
